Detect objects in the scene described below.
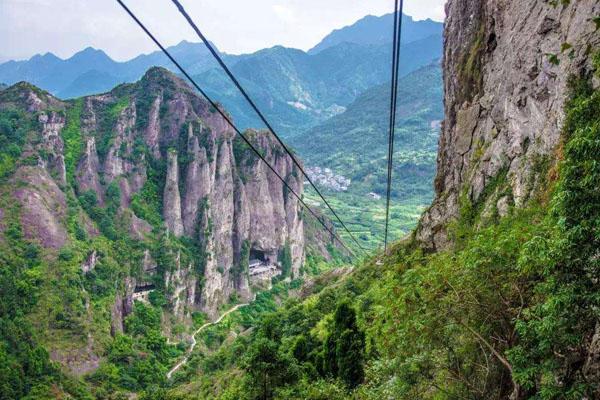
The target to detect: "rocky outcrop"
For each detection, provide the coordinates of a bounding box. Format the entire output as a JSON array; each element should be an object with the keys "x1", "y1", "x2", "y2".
[
  {"x1": 0, "y1": 67, "x2": 308, "y2": 323},
  {"x1": 145, "y1": 95, "x2": 162, "y2": 158},
  {"x1": 13, "y1": 166, "x2": 68, "y2": 249},
  {"x1": 76, "y1": 137, "x2": 104, "y2": 203},
  {"x1": 182, "y1": 133, "x2": 211, "y2": 236},
  {"x1": 38, "y1": 112, "x2": 67, "y2": 186},
  {"x1": 81, "y1": 250, "x2": 98, "y2": 274},
  {"x1": 163, "y1": 150, "x2": 184, "y2": 237},
  {"x1": 584, "y1": 323, "x2": 600, "y2": 395},
  {"x1": 165, "y1": 251, "x2": 196, "y2": 321},
  {"x1": 417, "y1": 0, "x2": 600, "y2": 250}
]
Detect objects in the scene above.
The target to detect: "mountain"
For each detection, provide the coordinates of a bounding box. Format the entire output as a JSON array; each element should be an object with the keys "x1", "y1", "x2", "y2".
[
  {"x1": 286, "y1": 64, "x2": 442, "y2": 248},
  {"x1": 3, "y1": 0, "x2": 600, "y2": 399},
  {"x1": 165, "y1": 1, "x2": 600, "y2": 399},
  {"x1": 0, "y1": 14, "x2": 442, "y2": 137},
  {"x1": 192, "y1": 36, "x2": 442, "y2": 136},
  {"x1": 0, "y1": 68, "x2": 346, "y2": 398},
  {"x1": 291, "y1": 63, "x2": 442, "y2": 199},
  {"x1": 0, "y1": 38, "x2": 441, "y2": 135},
  {"x1": 309, "y1": 12, "x2": 443, "y2": 54}
]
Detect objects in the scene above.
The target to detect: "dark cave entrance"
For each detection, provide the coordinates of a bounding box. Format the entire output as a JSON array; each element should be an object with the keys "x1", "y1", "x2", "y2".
[
  {"x1": 250, "y1": 248, "x2": 267, "y2": 263},
  {"x1": 134, "y1": 283, "x2": 155, "y2": 293}
]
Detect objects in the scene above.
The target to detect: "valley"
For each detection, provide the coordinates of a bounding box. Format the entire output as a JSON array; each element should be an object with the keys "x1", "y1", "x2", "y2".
[{"x1": 1, "y1": 1, "x2": 600, "y2": 399}]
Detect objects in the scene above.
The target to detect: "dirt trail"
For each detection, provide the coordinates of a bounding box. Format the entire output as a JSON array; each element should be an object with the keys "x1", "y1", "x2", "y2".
[{"x1": 166, "y1": 302, "x2": 250, "y2": 379}]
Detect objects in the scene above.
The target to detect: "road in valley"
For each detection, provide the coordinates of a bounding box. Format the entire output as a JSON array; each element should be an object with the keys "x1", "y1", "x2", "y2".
[{"x1": 166, "y1": 302, "x2": 250, "y2": 379}]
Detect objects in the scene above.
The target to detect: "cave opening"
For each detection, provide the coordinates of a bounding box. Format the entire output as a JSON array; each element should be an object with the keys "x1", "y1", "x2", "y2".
[
  {"x1": 250, "y1": 248, "x2": 267, "y2": 263},
  {"x1": 134, "y1": 283, "x2": 155, "y2": 293}
]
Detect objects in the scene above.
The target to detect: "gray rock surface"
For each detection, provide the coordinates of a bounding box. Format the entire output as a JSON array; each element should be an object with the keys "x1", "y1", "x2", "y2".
[
  {"x1": 13, "y1": 166, "x2": 68, "y2": 249},
  {"x1": 417, "y1": 0, "x2": 600, "y2": 250},
  {"x1": 163, "y1": 150, "x2": 184, "y2": 237}
]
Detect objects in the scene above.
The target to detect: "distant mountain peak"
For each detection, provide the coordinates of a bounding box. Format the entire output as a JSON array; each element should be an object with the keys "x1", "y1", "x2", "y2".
[
  {"x1": 308, "y1": 12, "x2": 442, "y2": 55},
  {"x1": 70, "y1": 46, "x2": 110, "y2": 60},
  {"x1": 171, "y1": 39, "x2": 219, "y2": 53},
  {"x1": 30, "y1": 52, "x2": 61, "y2": 62}
]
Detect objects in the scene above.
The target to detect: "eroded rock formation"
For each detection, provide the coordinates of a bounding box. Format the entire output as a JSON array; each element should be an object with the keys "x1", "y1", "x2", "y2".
[{"x1": 0, "y1": 67, "x2": 306, "y2": 323}]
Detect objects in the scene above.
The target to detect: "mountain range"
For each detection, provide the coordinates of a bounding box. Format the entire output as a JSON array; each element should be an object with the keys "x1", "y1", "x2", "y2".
[
  {"x1": 0, "y1": 13, "x2": 442, "y2": 136},
  {"x1": 2, "y1": 2, "x2": 600, "y2": 399}
]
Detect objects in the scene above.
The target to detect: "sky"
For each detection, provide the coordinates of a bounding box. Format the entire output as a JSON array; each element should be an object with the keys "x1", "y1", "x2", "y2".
[{"x1": 0, "y1": 0, "x2": 446, "y2": 62}]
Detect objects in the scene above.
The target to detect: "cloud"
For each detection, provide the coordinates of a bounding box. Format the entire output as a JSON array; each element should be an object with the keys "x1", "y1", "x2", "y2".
[{"x1": 0, "y1": 0, "x2": 446, "y2": 61}]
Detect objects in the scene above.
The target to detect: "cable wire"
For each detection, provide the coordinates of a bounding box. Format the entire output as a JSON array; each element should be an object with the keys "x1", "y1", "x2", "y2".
[
  {"x1": 115, "y1": 0, "x2": 357, "y2": 257},
  {"x1": 169, "y1": 0, "x2": 367, "y2": 255},
  {"x1": 384, "y1": 0, "x2": 404, "y2": 252}
]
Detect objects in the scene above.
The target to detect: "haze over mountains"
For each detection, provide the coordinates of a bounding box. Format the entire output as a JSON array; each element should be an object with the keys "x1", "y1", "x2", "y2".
[{"x1": 0, "y1": 13, "x2": 442, "y2": 136}]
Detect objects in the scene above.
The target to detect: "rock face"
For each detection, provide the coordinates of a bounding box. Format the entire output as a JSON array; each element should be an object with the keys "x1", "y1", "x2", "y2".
[
  {"x1": 0, "y1": 67, "x2": 306, "y2": 321},
  {"x1": 163, "y1": 150, "x2": 184, "y2": 237},
  {"x1": 13, "y1": 166, "x2": 68, "y2": 249},
  {"x1": 416, "y1": 0, "x2": 600, "y2": 250}
]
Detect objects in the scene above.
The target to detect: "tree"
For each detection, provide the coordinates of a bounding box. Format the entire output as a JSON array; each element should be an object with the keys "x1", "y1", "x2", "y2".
[
  {"x1": 336, "y1": 329, "x2": 365, "y2": 388},
  {"x1": 322, "y1": 302, "x2": 365, "y2": 388},
  {"x1": 243, "y1": 337, "x2": 298, "y2": 400},
  {"x1": 279, "y1": 242, "x2": 293, "y2": 279}
]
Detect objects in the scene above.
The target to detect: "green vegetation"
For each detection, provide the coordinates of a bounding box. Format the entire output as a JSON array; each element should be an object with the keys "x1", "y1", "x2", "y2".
[
  {"x1": 506, "y1": 69, "x2": 600, "y2": 398},
  {"x1": 291, "y1": 64, "x2": 442, "y2": 250},
  {"x1": 151, "y1": 59, "x2": 600, "y2": 400},
  {"x1": 0, "y1": 203, "x2": 91, "y2": 399},
  {"x1": 131, "y1": 156, "x2": 167, "y2": 228},
  {"x1": 91, "y1": 302, "x2": 182, "y2": 395},
  {"x1": 322, "y1": 302, "x2": 365, "y2": 389},
  {"x1": 304, "y1": 188, "x2": 427, "y2": 250},
  {"x1": 457, "y1": 21, "x2": 486, "y2": 104},
  {"x1": 62, "y1": 98, "x2": 84, "y2": 183},
  {"x1": 96, "y1": 96, "x2": 130, "y2": 161},
  {"x1": 278, "y1": 241, "x2": 292, "y2": 279}
]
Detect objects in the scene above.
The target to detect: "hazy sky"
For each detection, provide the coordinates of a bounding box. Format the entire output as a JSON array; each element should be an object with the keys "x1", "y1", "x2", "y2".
[{"x1": 0, "y1": 0, "x2": 446, "y2": 62}]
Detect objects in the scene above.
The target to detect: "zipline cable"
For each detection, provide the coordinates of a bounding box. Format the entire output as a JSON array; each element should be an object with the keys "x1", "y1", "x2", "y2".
[
  {"x1": 115, "y1": 0, "x2": 357, "y2": 258},
  {"x1": 384, "y1": 0, "x2": 404, "y2": 252},
  {"x1": 169, "y1": 0, "x2": 368, "y2": 255}
]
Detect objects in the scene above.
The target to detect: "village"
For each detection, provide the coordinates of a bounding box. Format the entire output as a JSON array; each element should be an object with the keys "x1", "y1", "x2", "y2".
[{"x1": 305, "y1": 166, "x2": 351, "y2": 192}]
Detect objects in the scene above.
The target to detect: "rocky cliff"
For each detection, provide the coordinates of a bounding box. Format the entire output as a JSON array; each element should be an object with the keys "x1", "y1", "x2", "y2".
[
  {"x1": 417, "y1": 0, "x2": 600, "y2": 250},
  {"x1": 0, "y1": 67, "x2": 307, "y2": 327}
]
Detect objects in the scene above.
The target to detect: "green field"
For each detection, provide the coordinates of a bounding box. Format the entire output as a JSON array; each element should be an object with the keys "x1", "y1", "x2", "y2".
[{"x1": 304, "y1": 187, "x2": 429, "y2": 252}]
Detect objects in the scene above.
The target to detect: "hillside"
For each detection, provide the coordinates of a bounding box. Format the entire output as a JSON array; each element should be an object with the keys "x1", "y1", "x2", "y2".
[
  {"x1": 290, "y1": 64, "x2": 442, "y2": 248},
  {"x1": 291, "y1": 63, "x2": 442, "y2": 196},
  {"x1": 193, "y1": 35, "x2": 442, "y2": 136},
  {"x1": 154, "y1": 1, "x2": 600, "y2": 399},
  {"x1": 0, "y1": 68, "x2": 344, "y2": 399}
]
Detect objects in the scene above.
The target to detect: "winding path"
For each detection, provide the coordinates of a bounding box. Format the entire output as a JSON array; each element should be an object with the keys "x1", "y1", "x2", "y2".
[{"x1": 166, "y1": 303, "x2": 250, "y2": 379}]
